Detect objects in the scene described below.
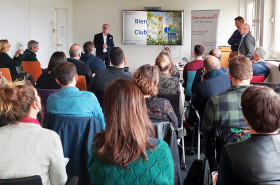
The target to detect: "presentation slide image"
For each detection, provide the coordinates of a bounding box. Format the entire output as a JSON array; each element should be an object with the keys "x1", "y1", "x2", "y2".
[
  {"x1": 123, "y1": 11, "x2": 147, "y2": 45},
  {"x1": 147, "y1": 11, "x2": 182, "y2": 45}
]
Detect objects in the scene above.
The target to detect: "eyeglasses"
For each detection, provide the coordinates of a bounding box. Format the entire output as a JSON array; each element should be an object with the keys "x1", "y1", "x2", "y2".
[{"x1": 239, "y1": 28, "x2": 246, "y2": 31}]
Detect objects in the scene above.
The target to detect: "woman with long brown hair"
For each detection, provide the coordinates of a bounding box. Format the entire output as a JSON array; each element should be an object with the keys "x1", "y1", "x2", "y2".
[
  {"x1": 0, "y1": 80, "x2": 67, "y2": 185},
  {"x1": 88, "y1": 79, "x2": 174, "y2": 184}
]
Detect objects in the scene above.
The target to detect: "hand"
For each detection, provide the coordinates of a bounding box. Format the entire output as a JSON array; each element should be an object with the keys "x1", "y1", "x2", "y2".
[
  {"x1": 19, "y1": 50, "x2": 24, "y2": 54},
  {"x1": 103, "y1": 43, "x2": 107, "y2": 49},
  {"x1": 212, "y1": 172, "x2": 218, "y2": 185}
]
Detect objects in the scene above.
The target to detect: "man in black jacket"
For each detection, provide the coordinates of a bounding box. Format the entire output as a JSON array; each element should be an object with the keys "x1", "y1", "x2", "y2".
[
  {"x1": 22, "y1": 40, "x2": 39, "y2": 61},
  {"x1": 88, "y1": 47, "x2": 132, "y2": 106},
  {"x1": 94, "y1": 24, "x2": 114, "y2": 67},
  {"x1": 67, "y1": 44, "x2": 92, "y2": 86}
]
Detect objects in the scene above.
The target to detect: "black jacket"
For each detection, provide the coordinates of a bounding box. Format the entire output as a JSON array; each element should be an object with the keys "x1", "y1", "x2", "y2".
[
  {"x1": 0, "y1": 53, "x2": 22, "y2": 81},
  {"x1": 93, "y1": 33, "x2": 114, "y2": 59},
  {"x1": 22, "y1": 49, "x2": 38, "y2": 61},
  {"x1": 218, "y1": 134, "x2": 280, "y2": 185},
  {"x1": 88, "y1": 66, "x2": 132, "y2": 105},
  {"x1": 67, "y1": 58, "x2": 92, "y2": 86}
]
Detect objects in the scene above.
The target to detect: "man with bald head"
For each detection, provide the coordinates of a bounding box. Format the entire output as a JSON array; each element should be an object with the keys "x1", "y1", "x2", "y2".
[
  {"x1": 186, "y1": 56, "x2": 231, "y2": 127},
  {"x1": 67, "y1": 44, "x2": 92, "y2": 86},
  {"x1": 238, "y1": 23, "x2": 255, "y2": 60},
  {"x1": 191, "y1": 49, "x2": 229, "y2": 94}
]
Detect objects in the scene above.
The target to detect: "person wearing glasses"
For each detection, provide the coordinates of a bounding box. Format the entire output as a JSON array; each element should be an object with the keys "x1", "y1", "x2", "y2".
[
  {"x1": 0, "y1": 39, "x2": 23, "y2": 81},
  {"x1": 238, "y1": 23, "x2": 255, "y2": 60},
  {"x1": 94, "y1": 24, "x2": 114, "y2": 67}
]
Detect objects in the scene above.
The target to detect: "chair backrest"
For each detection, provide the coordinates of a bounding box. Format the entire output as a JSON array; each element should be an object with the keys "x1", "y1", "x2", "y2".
[
  {"x1": 0, "y1": 68, "x2": 12, "y2": 81},
  {"x1": 157, "y1": 93, "x2": 181, "y2": 126},
  {"x1": 0, "y1": 175, "x2": 43, "y2": 185},
  {"x1": 186, "y1": 71, "x2": 196, "y2": 96},
  {"x1": 251, "y1": 75, "x2": 265, "y2": 82},
  {"x1": 76, "y1": 76, "x2": 87, "y2": 91},
  {"x1": 251, "y1": 82, "x2": 280, "y2": 93},
  {"x1": 22, "y1": 61, "x2": 42, "y2": 82},
  {"x1": 44, "y1": 114, "x2": 103, "y2": 185}
]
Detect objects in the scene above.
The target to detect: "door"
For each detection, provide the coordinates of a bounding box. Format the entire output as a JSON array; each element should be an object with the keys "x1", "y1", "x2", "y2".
[{"x1": 55, "y1": 8, "x2": 68, "y2": 55}]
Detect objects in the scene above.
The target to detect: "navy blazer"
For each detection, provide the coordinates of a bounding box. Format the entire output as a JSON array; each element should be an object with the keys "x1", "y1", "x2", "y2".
[{"x1": 93, "y1": 33, "x2": 114, "y2": 59}]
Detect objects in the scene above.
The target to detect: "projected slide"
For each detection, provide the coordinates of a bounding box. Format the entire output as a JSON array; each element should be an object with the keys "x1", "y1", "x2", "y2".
[{"x1": 123, "y1": 10, "x2": 183, "y2": 45}]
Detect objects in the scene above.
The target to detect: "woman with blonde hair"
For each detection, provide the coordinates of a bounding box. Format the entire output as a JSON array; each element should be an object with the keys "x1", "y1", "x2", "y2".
[
  {"x1": 0, "y1": 39, "x2": 23, "y2": 81},
  {"x1": 0, "y1": 80, "x2": 67, "y2": 185},
  {"x1": 88, "y1": 79, "x2": 174, "y2": 184}
]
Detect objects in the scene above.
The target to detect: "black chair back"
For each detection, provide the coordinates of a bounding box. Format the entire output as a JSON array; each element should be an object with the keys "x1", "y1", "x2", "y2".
[
  {"x1": 0, "y1": 175, "x2": 42, "y2": 185},
  {"x1": 251, "y1": 82, "x2": 280, "y2": 93}
]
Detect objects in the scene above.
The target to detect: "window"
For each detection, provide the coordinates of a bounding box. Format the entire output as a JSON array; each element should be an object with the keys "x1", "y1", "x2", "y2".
[{"x1": 272, "y1": 0, "x2": 280, "y2": 57}]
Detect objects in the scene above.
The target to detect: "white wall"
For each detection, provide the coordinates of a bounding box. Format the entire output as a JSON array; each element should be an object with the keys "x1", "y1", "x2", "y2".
[
  {"x1": 73, "y1": 0, "x2": 240, "y2": 72},
  {"x1": 0, "y1": 0, "x2": 73, "y2": 68}
]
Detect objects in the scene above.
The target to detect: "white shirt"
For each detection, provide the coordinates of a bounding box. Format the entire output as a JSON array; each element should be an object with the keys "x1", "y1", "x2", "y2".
[{"x1": 103, "y1": 33, "x2": 107, "y2": 53}]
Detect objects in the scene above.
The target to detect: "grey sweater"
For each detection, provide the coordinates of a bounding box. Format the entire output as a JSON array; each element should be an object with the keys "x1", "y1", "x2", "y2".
[{"x1": 0, "y1": 122, "x2": 67, "y2": 185}]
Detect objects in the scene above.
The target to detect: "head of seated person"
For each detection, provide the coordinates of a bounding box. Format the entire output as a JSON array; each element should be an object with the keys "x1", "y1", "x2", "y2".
[
  {"x1": 155, "y1": 51, "x2": 177, "y2": 76},
  {"x1": 55, "y1": 62, "x2": 78, "y2": 88},
  {"x1": 0, "y1": 80, "x2": 42, "y2": 126},
  {"x1": 83, "y1": 41, "x2": 95, "y2": 55},
  {"x1": 194, "y1": 45, "x2": 204, "y2": 60},
  {"x1": 229, "y1": 55, "x2": 253, "y2": 85},
  {"x1": 47, "y1": 52, "x2": 67, "y2": 75},
  {"x1": 88, "y1": 78, "x2": 174, "y2": 184},
  {"x1": 241, "y1": 85, "x2": 280, "y2": 134},
  {"x1": 27, "y1": 40, "x2": 39, "y2": 54},
  {"x1": 209, "y1": 48, "x2": 222, "y2": 61},
  {"x1": 109, "y1": 47, "x2": 125, "y2": 68},
  {"x1": 69, "y1": 44, "x2": 82, "y2": 60},
  {"x1": 133, "y1": 64, "x2": 159, "y2": 97},
  {"x1": 202, "y1": 56, "x2": 223, "y2": 80}
]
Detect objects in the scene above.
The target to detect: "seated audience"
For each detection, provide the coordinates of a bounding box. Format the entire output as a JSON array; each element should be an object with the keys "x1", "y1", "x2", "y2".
[
  {"x1": 161, "y1": 48, "x2": 180, "y2": 78},
  {"x1": 253, "y1": 47, "x2": 270, "y2": 78},
  {"x1": 0, "y1": 80, "x2": 67, "y2": 185},
  {"x1": 88, "y1": 79, "x2": 174, "y2": 184},
  {"x1": 80, "y1": 41, "x2": 106, "y2": 73},
  {"x1": 217, "y1": 85, "x2": 280, "y2": 185},
  {"x1": 186, "y1": 56, "x2": 231, "y2": 127},
  {"x1": 191, "y1": 49, "x2": 229, "y2": 94},
  {"x1": 155, "y1": 52, "x2": 181, "y2": 94},
  {"x1": 67, "y1": 44, "x2": 92, "y2": 86},
  {"x1": 183, "y1": 44, "x2": 204, "y2": 86},
  {"x1": 46, "y1": 62, "x2": 105, "y2": 129},
  {"x1": 202, "y1": 55, "x2": 252, "y2": 172},
  {"x1": 0, "y1": 39, "x2": 23, "y2": 81},
  {"x1": 22, "y1": 40, "x2": 39, "y2": 61},
  {"x1": 36, "y1": 51, "x2": 67, "y2": 89},
  {"x1": 88, "y1": 47, "x2": 132, "y2": 105},
  {"x1": 133, "y1": 64, "x2": 178, "y2": 129}
]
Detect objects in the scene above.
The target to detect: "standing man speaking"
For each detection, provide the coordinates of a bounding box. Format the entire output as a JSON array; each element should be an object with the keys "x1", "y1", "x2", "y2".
[
  {"x1": 228, "y1": 16, "x2": 244, "y2": 60},
  {"x1": 94, "y1": 24, "x2": 114, "y2": 67}
]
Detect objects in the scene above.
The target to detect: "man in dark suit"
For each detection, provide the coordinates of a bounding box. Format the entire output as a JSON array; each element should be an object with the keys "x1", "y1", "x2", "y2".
[
  {"x1": 94, "y1": 24, "x2": 114, "y2": 67},
  {"x1": 67, "y1": 44, "x2": 92, "y2": 86},
  {"x1": 228, "y1": 16, "x2": 244, "y2": 60},
  {"x1": 238, "y1": 23, "x2": 255, "y2": 60}
]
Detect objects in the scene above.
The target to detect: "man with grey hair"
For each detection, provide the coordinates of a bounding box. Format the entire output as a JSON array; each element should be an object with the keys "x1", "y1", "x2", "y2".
[
  {"x1": 253, "y1": 47, "x2": 270, "y2": 78},
  {"x1": 186, "y1": 56, "x2": 231, "y2": 127},
  {"x1": 67, "y1": 44, "x2": 92, "y2": 86},
  {"x1": 238, "y1": 23, "x2": 255, "y2": 60},
  {"x1": 22, "y1": 40, "x2": 39, "y2": 61}
]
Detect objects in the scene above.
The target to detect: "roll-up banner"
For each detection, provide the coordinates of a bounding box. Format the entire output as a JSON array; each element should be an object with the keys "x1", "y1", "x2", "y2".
[{"x1": 191, "y1": 10, "x2": 220, "y2": 60}]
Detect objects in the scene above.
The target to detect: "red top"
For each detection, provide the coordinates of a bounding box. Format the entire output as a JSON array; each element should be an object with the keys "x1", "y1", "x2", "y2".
[
  {"x1": 20, "y1": 117, "x2": 41, "y2": 126},
  {"x1": 183, "y1": 60, "x2": 204, "y2": 82}
]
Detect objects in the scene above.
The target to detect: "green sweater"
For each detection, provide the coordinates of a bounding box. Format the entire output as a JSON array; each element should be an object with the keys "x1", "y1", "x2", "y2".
[{"x1": 88, "y1": 139, "x2": 174, "y2": 185}]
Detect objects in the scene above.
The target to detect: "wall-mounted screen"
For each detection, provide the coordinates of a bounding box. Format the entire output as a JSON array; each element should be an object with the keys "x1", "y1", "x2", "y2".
[{"x1": 123, "y1": 10, "x2": 184, "y2": 45}]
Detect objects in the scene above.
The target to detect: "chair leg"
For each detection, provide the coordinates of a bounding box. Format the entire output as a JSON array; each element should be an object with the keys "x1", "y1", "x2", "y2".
[
  {"x1": 181, "y1": 128, "x2": 186, "y2": 170},
  {"x1": 187, "y1": 122, "x2": 196, "y2": 155}
]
